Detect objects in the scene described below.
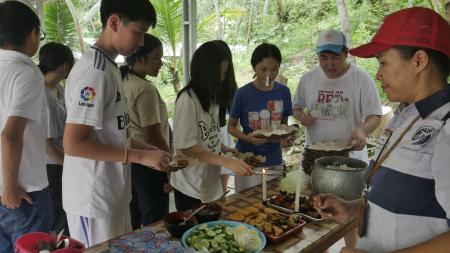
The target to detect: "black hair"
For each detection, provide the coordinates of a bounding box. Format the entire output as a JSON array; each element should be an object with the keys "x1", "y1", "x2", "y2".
[
  {"x1": 0, "y1": 1, "x2": 40, "y2": 48},
  {"x1": 250, "y1": 43, "x2": 282, "y2": 68},
  {"x1": 177, "y1": 41, "x2": 231, "y2": 112},
  {"x1": 120, "y1": 33, "x2": 162, "y2": 78},
  {"x1": 393, "y1": 46, "x2": 450, "y2": 82},
  {"x1": 100, "y1": 0, "x2": 156, "y2": 29},
  {"x1": 38, "y1": 42, "x2": 74, "y2": 75},
  {"x1": 212, "y1": 40, "x2": 238, "y2": 127}
]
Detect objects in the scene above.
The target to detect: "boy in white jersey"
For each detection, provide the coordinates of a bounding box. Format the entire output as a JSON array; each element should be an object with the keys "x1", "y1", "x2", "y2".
[
  {"x1": 63, "y1": 0, "x2": 170, "y2": 246},
  {"x1": 0, "y1": 1, "x2": 52, "y2": 252}
]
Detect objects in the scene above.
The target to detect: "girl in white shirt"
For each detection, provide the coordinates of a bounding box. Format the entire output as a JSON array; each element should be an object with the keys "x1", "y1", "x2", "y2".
[{"x1": 171, "y1": 41, "x2": 254, "y2": 211}]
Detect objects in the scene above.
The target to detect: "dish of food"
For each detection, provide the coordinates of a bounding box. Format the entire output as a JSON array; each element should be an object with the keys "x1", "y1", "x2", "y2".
[
  {"x1": 302, "y1": 140, "x2": 352, "y2": 175},
  {"x1": 181, "y1": 220, "x2": 266, "y2": 253},
  {"x1": 305, "y1": 140, "x2": 352, "y2": 151},
  {"x1": 325, "y1": 163, "x2": 360, "y2": 170},
  {"x1": 225, "y1": 203, "x2": 306, "y2": 243},
  {"x1": 266, "y1": 191, "x2": 323, "y2": 222},
  {"x1": 237, "y1": 152, "x2": 267, "y2": 167},
  {"x1": 252, "y1": 124, "x2": 298, "y2": 140},
  {"x1": 193, "y1": 203, "x2": 223, "y2": 223},
  {"x1": 168, "y1": 157, "x2": 194, "y2": 172},
  {"x1": 163, "y1": 210, "x2": 197, "y2": 238}
]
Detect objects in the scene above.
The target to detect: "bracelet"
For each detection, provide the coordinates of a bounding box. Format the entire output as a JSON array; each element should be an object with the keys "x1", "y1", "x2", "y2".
[{"x1": 123, "y1": 148, "x2": 129, "y2": 164}]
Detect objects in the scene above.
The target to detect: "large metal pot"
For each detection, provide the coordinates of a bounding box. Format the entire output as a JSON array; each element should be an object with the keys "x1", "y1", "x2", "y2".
[{"x1": 311, "y1": 156, "x2": 368, "y2": 200}]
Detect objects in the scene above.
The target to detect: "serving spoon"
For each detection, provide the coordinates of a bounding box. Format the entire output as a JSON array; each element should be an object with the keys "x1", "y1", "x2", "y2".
[{"x1": 180, "y1": 205, "x2": 206, "y2": 225}]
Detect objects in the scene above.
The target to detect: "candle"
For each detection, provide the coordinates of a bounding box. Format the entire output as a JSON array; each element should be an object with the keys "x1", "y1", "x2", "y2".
[
  {"x1": 262, "y1": 168, "x2": 267, "y2": 201},
  {"x1": 294, "y1": 172, "x2": 301, "y2": 212},
  {"x1": 265, "y1": 75, "x2": 270, "y2": 87}
]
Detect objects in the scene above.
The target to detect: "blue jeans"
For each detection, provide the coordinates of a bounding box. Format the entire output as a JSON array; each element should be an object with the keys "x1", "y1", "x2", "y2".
[{"x1": 0, "y1": 187, "x2": 53, "y2": 252}]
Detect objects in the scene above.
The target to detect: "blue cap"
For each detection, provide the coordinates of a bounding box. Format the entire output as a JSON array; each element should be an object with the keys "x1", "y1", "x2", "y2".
[{"x1": 316, "y1": 29, "x2": 347, "y2": 54}]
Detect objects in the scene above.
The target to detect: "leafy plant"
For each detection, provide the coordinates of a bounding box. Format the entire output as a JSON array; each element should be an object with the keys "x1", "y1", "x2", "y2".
[
  {"x1": 151, "y1": 0, "x2": 183, "y2": 92},
  {"x1": 43, "y1": 0, "x2": 79, "y2": 51}
]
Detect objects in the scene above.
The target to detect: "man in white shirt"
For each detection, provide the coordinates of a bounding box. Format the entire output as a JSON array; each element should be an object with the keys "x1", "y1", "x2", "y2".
[
  {"x1": 0, "y1": 1, "x2": 52, "y2": 252},
  {"x1": 292, "y1": 29, "x2": 383, "y2": 249},
  {"x1": 63, "y1": 0, "x2": 170, "y2": 246},
  {"x1": 293, "y1": 29, "x2": 382, "y2": 163}
]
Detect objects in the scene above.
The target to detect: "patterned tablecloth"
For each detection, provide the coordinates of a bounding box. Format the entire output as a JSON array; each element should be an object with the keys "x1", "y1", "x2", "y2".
[{"x1": 85, "y1": 171, "x2": 357, "y2": 253}]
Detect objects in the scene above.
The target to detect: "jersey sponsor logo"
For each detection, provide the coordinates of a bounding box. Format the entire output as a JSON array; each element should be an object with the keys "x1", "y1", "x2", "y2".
[
  {"x1": 117, "y1": 113, "x2": 130, "y2": 130},
  {"x1": 411, "y1": 125, "x2": 437, "y2": 147},
  {"x1": 79, "y1": 86, "x2": 96, "y2": 107}
]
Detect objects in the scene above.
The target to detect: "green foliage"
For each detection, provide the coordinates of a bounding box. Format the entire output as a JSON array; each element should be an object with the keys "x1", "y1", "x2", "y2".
[
  {"x1": 197, "y1": 7, "x2": 246, "y2": 35},
  {"x1": 77, "y1": 0, "x2": 101, "y2": 38},
  {"x1": 43, "y1": 0, "x2": 78, "y2": 50},
  {"x1": 43, "y1": 0, "x2": 439, "y2": 112},
  {"x1": 152, "y1": 0, "x2": 183, "y2": 56},
  {"x1": 191, "y1": 0, "x2": 436, "y2": 105}
]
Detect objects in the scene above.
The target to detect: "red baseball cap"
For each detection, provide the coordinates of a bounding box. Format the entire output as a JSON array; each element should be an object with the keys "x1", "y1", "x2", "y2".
[{"x1": 350, "y1": 7, "x2": 450, "y2": 58}]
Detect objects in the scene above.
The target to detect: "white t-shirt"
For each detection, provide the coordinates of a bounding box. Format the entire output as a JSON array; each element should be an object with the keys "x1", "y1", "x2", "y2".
[
  {"x1": 0, "y1": 49, "x2": 48, "y2": 193},
  {"x1": 293, "y1": 64, "x2": 382, "y2": 161},
  {"x1": 63, "y1": 47, "x2": 131, "y2": 218},
  {"x1": 45, "y1": 84, "x2": 66, "y2": 164},
  {"x1": 170, "y1": 90, "x2": 223, "y2": 203}
]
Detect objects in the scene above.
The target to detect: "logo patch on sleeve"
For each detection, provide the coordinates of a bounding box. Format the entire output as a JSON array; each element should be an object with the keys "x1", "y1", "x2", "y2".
[
  {"x1": 79, "y1": 86, "x2": 96, "y2": 107},
  {"x1": 411, "y1": 125, "x2": 437, "y2": 147}
]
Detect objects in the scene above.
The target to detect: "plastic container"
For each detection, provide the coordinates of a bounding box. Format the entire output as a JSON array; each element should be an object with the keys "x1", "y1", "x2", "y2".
[
  {"x1": 16, "y1": 232, "x2": 85, "y2": 253},
  {"x1": 265, "y1": 219, "x2": 307, "y2": 244}
]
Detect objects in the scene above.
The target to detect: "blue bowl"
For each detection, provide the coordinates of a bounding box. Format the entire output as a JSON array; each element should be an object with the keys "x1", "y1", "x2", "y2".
[{"x1": 181, "y1": 220, "x2": 266, "y2": 253}]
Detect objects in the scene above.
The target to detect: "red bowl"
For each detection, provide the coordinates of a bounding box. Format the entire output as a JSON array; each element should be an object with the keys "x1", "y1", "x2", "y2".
[
  {"x1": 163, "y1": 211, "x2": 196, "y2": 238},
  {"x1": 193, "y1": 203, "x2": 223, "y2": 223},
  {"x1": 16, "y1": 232, "x2": 85, "y2": 253},
  {"x1": 265, "y1": 219, "x2": 307, "y2": 244}
]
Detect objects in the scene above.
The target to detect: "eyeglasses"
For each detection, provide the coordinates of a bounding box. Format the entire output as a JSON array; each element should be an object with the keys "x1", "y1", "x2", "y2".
[{"x1": 39, "y1": 29, "x2": 46, "y2": 41}]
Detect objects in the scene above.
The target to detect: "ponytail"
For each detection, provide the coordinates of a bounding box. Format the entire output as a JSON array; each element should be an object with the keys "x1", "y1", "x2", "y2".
[{"x1": 119, "y1": 65, "x2": 131, "y2": 79}]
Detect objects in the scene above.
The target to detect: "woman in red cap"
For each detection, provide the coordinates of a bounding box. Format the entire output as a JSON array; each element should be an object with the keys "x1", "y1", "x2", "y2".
[{"x1": 314, "y1": 7, "x2": 450, "y2": 253}]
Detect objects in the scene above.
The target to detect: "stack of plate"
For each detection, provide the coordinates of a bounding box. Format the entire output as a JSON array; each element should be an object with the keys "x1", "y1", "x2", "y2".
[{"x1": 301, "y1": 140, "x2": 351, "y2": 175}]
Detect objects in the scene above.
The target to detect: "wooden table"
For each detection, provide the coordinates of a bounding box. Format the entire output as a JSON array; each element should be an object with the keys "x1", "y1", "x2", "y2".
[{"x1": 85, "y1": 171, "x2": 357, "y2": 253}]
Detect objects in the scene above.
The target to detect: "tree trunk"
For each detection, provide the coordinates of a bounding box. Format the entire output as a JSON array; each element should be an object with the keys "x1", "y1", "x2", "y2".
[
  {"x1": 444, "y1": 0, "x2": 450, "y2": 22},
  {"x1": 246, "y1": 0, "x2": 255, "y2": 45},
  {"x1": 214, "y1": 0, "x2": 222, "y2": 40},
  {"x1": 82, "y1": 1, "x2": 100, "y2": 31},
  {"x1": 65, "y1": 0, "x2": 85, "y2": 53},
  {"x1": 263, "y1": 0, "x2": 270, "y2": 15},
  {"x1": 233, "y1": 17, "x2": 244, "y2": 51},
  {"x1": 275, "y1": 0, "x2": 287, "y2": 24},
  {"x1": 336, "y1": 0, "x2": 354, "y2": 62},
  {"x1": 171, "y1": 68, "x2": 181, "y2": 93}
]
